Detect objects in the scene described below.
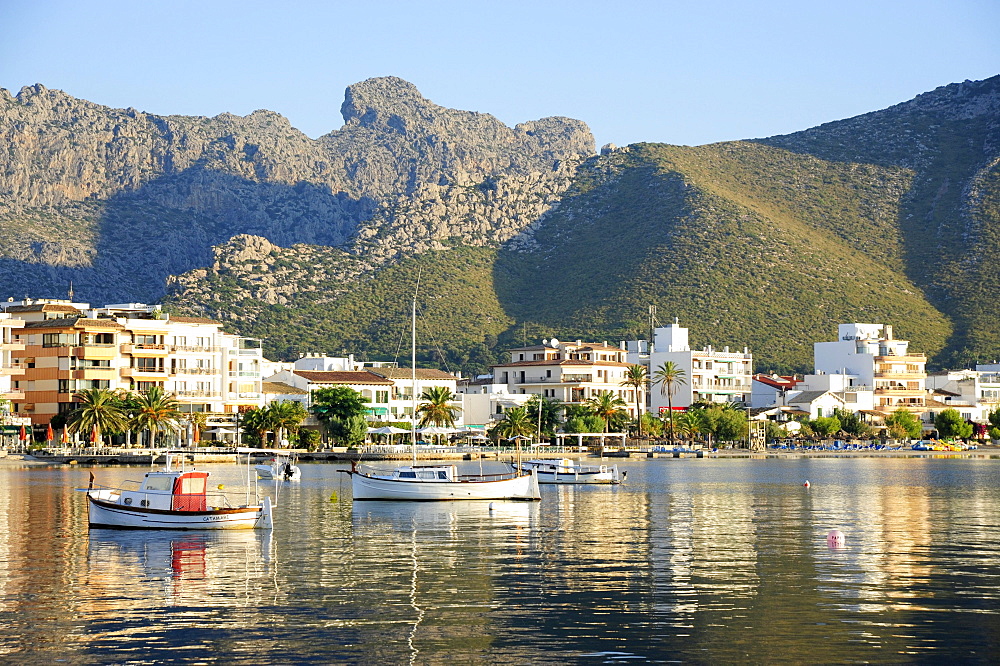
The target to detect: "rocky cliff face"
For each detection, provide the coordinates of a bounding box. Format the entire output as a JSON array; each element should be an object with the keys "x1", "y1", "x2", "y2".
[{"x1": 0, "y1": 77, "x2": 593, "y2": 302}]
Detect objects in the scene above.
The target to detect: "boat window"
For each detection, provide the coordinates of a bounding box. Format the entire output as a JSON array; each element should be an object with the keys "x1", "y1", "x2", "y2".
[
  {"x1": 179, "y1": 476, "x2": 206, "y2": 494},
  {"x1": 398, "y1": 471, "x2": 417, "y2": 478},
  {"x1": 437, "y1": 471, "x2": 448, "y2": 479},
  {"x1": 142, "y1": 476, "x2": 173, "y2": 492}
]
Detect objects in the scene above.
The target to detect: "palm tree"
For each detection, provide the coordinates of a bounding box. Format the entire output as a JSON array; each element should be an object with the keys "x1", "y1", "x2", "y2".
[
  {"x1": 525, "y1": 395, "x2": 562, "y2": 440},
  {"x1": 620, "y1": 364, "x2": 648, "y2": 437},
  {"x1": 66, "y1": 388, "x2": 129, "y2": 446},
  {"x1": 492, "y1": 406, "x2": 535, "y2": 441},
  {"x1": 132, "y1": 386, "x2": 182, "y2": 447},
  {"x1": 652, "y1": 361, "x2": 687, "y2": 448},
  {"x1": 267, "y1": 400, "x2": 308, "y2": 447},
  {"x1": 240, "y1": 407, "x2": 272, "y2": 447},
  {"x1": 416, "y1": 386, "x2": 460, "y2": 427},
  {"x1": 586, "y1": 391, "x2": 628, "y2": 433}
]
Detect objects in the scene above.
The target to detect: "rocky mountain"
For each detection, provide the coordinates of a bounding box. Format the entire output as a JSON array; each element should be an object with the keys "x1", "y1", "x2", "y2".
[
  {"x1": 1, "y1": 75, "x2": 998, "y2": 373},
  {"x1": 0, "y1": 77, "x2": 591, "y2": 302}
]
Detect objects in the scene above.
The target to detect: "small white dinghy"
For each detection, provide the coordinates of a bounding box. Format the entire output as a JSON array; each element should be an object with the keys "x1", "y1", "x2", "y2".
[
  {"x1": 83, "y1": 453, "x2": 274, "y2": 530},
  {"x1": 253, "y1": 451, "x2": 302, "y2": 482},
  {"x1": 517, "y1": 458, "x2": 621, "y2": 484}
]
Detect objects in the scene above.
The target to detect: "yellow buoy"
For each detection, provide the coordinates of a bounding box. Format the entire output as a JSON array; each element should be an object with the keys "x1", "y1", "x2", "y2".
[
  {"x1": 329, "y1": 492, "x2": 338, "y2": 503},
  {"x1": 217, "y1": 484, "x2": 224, "y2": 490}
]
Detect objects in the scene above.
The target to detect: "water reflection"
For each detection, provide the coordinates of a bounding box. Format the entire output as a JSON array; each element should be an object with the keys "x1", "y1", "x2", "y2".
[
  {"x1": 0, "y1": 461, "x2": 997, "y2": 663},
  {"x1": 87, "y1": 529, "x2": 275, "y2": 606}
]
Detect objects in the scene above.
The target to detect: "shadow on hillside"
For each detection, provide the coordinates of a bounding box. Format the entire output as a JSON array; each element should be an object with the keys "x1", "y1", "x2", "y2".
[{"x1": 0, "y1": 164, "x2": 375, "y2": 304}]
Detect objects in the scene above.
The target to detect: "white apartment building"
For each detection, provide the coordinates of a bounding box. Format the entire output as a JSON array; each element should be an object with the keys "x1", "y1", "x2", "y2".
[
  {"x1": 455, "y1": 375, "x2": 532, "y2": 426},
  {"x1": 492, "y1": 338, "x2": 643, "y2": 419},
  {"x1": 2, "y1": 299, "x2": 265, "y2": 425},
  {"x1": 814, "y1": 323, "x2": 926, "y2": 415},
  {"x1": 646, "y1": 323, "x2": 752, "y2": 413},
  {"x1": 925, "y1": 368, "x2": 1000, "y2": 422}
]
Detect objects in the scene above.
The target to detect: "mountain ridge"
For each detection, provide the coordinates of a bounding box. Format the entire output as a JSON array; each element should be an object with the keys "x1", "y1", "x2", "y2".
[{"x1": 1, "y1": 75, "x2": 998, "y2": 373}]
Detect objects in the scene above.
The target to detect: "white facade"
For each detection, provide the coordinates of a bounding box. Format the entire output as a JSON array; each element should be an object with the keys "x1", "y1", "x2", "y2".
[
  {"x1": 455, "y1": 375, "x2": 532, "y2": 426},
  {"x1": 814, "y1": 323, "x2": 926, "y2": 415},
  {"x1": 926, "y1": 369, "x2": 1000, "y2": 422},
  {"x1": 797, "y1": 372, "x2": 876, "y2": 412},
  {"x1": 647, "y1": 323, "x2": 752, "y2": 413},
  {"x1": 492, "y1": 338, "x2": 642, "y2": 419}
]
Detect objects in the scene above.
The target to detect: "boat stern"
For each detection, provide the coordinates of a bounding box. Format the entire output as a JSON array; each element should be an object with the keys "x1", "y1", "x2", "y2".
[{"x1": 255, "y1": 496, "x2": 274, "y2": 530}]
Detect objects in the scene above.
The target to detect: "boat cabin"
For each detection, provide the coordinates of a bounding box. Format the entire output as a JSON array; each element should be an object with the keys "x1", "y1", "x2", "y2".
[
  {"x1": 391, "y1": 465, "x2": 457, "y2": 482},
  {"x1": 117, "y1": 470, "x2": 210, "y2": 511}
]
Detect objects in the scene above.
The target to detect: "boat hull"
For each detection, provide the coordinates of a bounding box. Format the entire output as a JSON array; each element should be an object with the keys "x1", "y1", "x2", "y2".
[
  {"x1": 87, "y1": 494, "x2": 273, "y2": 530},
  {"x1": 351, "y1": 472, "x2": 540, "y2": 501},
  {"x1": 517, "y1": 462, "x2": 620, "y2": 484},
  {"x1": 528, "y1": 470, "x2": 618, "y2": 484}
]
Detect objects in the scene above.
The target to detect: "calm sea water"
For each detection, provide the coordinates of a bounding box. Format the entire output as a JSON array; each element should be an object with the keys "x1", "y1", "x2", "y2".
[{"x1": 0, "y1": 456, "x2": 998, "y2": 664}]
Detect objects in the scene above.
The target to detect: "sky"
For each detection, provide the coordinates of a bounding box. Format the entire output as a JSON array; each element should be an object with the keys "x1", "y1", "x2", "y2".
[{"x1": 1, "y1": 0, "x2": 998, "y2": 150}]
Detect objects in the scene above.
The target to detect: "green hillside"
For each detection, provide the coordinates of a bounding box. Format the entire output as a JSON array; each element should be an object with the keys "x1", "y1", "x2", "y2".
[
  {"x1": 167, "y1": 246, "x2": 513, "y2": 375},
  {"x1": 494, "y1": 143, "x2": 952, "y2": 373}
]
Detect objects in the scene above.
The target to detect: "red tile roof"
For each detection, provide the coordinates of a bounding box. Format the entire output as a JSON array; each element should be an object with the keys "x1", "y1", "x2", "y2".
[{"x1": 293, "y1": 370, "x2": 393, "y2": 385}]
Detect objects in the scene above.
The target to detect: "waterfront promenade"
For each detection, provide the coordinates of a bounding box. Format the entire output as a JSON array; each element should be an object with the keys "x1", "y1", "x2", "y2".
[{"x1": 5, "y1": 442, "x2": 998, "y2": 465}]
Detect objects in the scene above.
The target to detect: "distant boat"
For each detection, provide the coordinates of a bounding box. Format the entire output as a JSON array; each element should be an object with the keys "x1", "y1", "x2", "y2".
[
  {"x1": 344, "y1": 281, "x2": 539, "y2": 502},
  {"x1": 83, "y1": 454, "x2": 274, "y2": 530},
  {"x1": 517, "y1": 458, "x2": 622, "y2": 484},
  {"x1": 254, "y1": 451, "x2": 302, "y2": 482},
  {"x1": 350, "y1": 462, "x2": 540, "y2": 501}
]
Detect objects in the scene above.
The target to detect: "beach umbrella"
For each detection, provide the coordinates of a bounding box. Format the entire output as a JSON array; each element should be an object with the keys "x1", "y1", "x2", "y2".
[
  {"x1": 192, "y1": 424, "x2": 200, "y2": 445},
  {"x1": 370, "y1": 426, "x2": 409, "y2": 434},
  {"x1": 61, "y1": 427, "x2": 69, "y2": 444},
  {"x1": 18, "y1": 425, "x2": 26, "y2": 442},
  {"x1": 416, "y1": 426, "x2": 459, "y2": 435},
  {"x1": 46, "y1": 423, "x2": 53, "y2": 443},
  {"x1": 90, "y1": 425, "x2": 98, "y2": 445}
]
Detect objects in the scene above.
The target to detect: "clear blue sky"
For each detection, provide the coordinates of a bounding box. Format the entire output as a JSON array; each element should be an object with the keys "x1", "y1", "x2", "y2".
[{"x1": 2, "y1": 0, "x2": 998, "y2": 150}]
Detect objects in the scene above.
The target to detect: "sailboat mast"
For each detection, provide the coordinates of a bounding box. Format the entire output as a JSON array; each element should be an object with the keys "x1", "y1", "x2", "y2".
[{"x1": 411, "y1": 292, "x2": 417, "y2": 464}]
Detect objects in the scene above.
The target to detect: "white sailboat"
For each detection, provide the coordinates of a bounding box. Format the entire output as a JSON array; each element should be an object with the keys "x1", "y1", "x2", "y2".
[{"x1": 348, "y1": 287, "x2": 540, "y2": 502}]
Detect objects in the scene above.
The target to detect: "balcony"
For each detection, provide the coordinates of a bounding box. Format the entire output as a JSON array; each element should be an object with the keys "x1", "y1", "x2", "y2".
[
  {"x1": 72, "y1": 368, "x2": 117, "y2": 380},
  {"x1": 0, "y1": 342, "x2": 26, "y2": 352},
  {"x1": 874, "y1": 387, "x2": 926, "y2": 396},
  {"x1": 121, "y1": 343, "x2": 169, "y2": 356},
  {"x1": 874, "y1": 371, "x2": 925, "y2": 380},
  {"x1": 0, "y1": 390, "x2": 25, "y2": 401},
  {"x1": 171, "y1": 344, "x2": 221, "y2": 353},
  {"x1": 176, "y1": 390, "x2": 221, "y2": 399},
  {"x1": 874, "y1": 353, "x2": 926, "y2": 363},
  {"x1": 0, "y1": 362, "x2": 26, "y2": 376},
  {"x1": 121, "y1": 367, "x2": 169, "y2": 378},
  {"x1": 73, "y1": 345, "x2": 118, "y2": 360},
  {"x1": 174, "y1": 367, "x2": 218, "y2": 376}
]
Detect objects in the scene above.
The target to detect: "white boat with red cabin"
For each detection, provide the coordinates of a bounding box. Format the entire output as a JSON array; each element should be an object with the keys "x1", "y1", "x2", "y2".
[{"x1": 84, "y1": 455, "x2": 274, "y2": 530}]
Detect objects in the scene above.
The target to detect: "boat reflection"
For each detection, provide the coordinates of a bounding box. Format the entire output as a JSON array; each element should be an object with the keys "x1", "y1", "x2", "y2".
[
  {"x1": 351, "y1": 499, "x2": 538, "y2": 529},
  {"x1": 87, "y1": 528, "x2": 276, "y2": 606}
]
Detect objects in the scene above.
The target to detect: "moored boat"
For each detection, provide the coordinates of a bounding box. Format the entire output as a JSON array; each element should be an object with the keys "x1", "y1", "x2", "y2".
[
  {"x1": 254, "y1": 451, "x2": 302, "y2": 481},
  {"x1": 517, "y1": 458, "x2": 622, "y2": 484},
  {"x1": 84, "y1": 455, "x2": 274, "y2": 530},
  {"x1": 348, "y1": 463, "x2": 541, "y2": 501}
]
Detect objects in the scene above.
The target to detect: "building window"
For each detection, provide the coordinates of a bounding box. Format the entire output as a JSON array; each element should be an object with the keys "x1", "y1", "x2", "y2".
[
  {"x1": 135, "y1": 357, "x2": 163, "y2": 372},
  {"x1": 43, "y1": 333, "x2": 77, "y2": 347},
  {"x1": 376, "y1": 391, "x2": 389, "y2": 403}
]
